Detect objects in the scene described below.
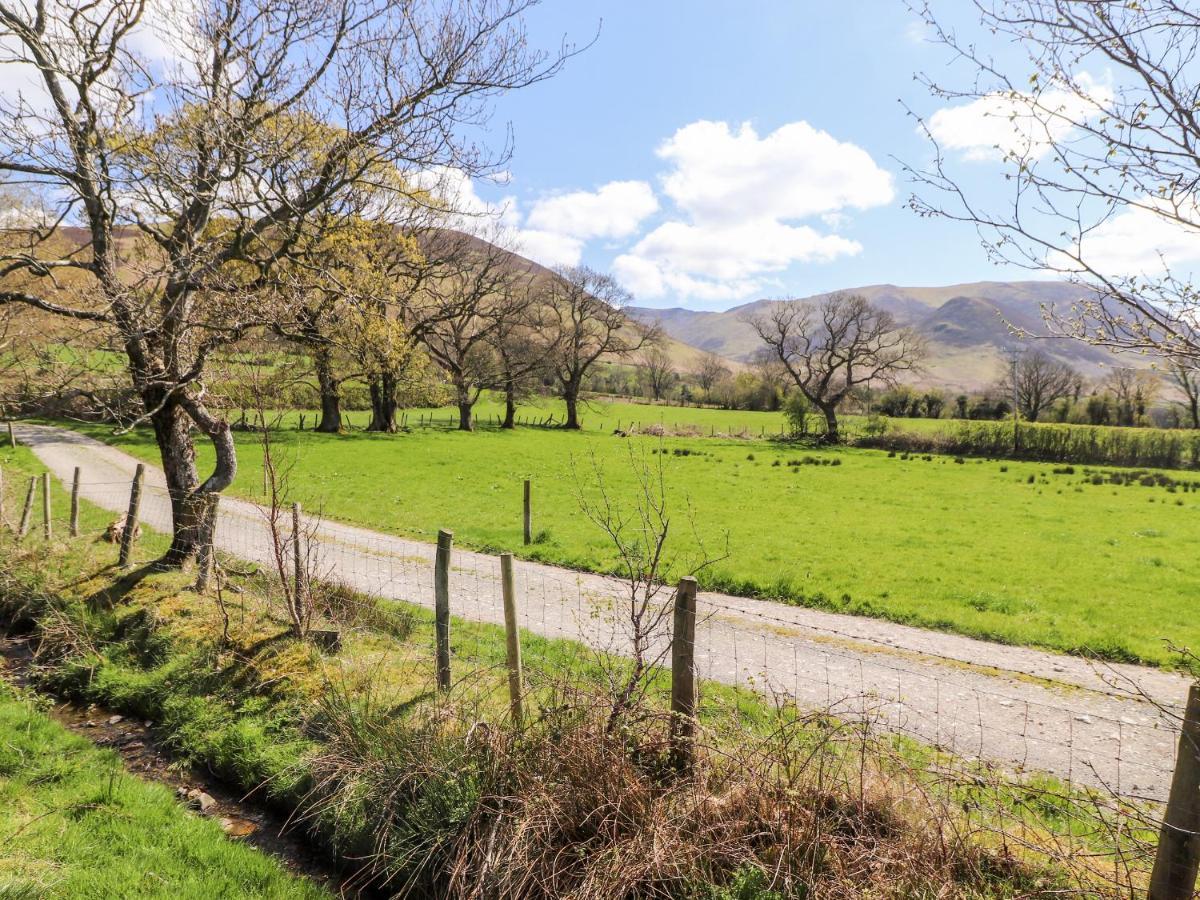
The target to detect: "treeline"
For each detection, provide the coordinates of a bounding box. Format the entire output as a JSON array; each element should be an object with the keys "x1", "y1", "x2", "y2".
[{"x1": 859, "y1": 420, "x2": 1200, "y2": 469}]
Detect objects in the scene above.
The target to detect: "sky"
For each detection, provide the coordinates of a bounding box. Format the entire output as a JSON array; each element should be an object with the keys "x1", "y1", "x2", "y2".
[
  {"x1": 455, "y1": 0, "x2": 1037, "y2": 311},
  {"x1": 3, "y1": 0, "x2": 1177, "y2": 312}
]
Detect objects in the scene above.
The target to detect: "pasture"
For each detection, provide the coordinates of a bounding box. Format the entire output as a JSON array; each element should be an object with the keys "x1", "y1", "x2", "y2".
[{"x1": 65, "y1": 404, "x2": 1200, "y2": 668}]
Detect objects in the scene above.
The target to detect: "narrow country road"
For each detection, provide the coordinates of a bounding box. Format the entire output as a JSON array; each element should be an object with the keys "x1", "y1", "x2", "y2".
[{"x1": 12, "y1": 423, "x2": 1191, "y2": 802}]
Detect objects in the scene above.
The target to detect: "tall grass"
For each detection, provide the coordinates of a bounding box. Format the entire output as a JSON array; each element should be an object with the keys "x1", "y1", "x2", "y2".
[{"x1": 860, "y1": 420, "x2": 1200, "y2": 469}]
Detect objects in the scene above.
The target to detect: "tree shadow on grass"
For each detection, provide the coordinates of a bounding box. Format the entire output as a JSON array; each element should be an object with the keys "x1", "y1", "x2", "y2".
[{"x1": 84, "y1": 564, "x2": 158, "y2": 610}]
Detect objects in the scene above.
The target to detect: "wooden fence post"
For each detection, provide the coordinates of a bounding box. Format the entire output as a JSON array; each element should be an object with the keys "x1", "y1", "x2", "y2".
[
  {"x1": 41, "y1": 471, "x2": 51, "y2": 541},
  {"x1": 523, "y1": 479, "x2": 532, "y2": 545},
  {"x1": 18, "y1": 475, "x2": 35, "y2": 537},
  {"x1": 670, "y1": 576, "x2": 699, "y2": 772},
  {"x1": 7, "y1": 420, "x2": 15, "y2": 448},
  {"x1": 1150, "y1": 683, "x2": 1200, "y2": 899},
  {"x1": 500, "y1": 553, "x2": 524, "y2": 725},
  {"x1": 118, "y1": 464, "x2": 145, "y2": 567},
  {"x1": 292, "y1": 502, "x2": 305, "y2": 601},
  {"x1": 70, "y1": 467, "x2": 80, "y2": 537},
  {"x1": 434, "y1": 529, "x2": 453, "y2": 691},
  {"x1": 196, "y1": 495, "x2": 219, "y2": 594}
]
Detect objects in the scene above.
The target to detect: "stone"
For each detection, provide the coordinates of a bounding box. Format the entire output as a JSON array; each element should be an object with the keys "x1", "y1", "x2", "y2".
[
  {"x1": 193, "y1": 791, "x2": 217, "y2": 813},
  {"x1": 107, "y1": 714, "x2": 123, "y2": 726}
]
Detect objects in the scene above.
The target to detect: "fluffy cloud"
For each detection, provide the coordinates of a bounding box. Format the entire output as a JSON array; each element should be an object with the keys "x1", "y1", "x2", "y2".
[
  {"x1": 658, "y1": 120, "x2": 893, "y2": 223},
  {"x1": 525, "y1": 180, "x2": 658, "y2": 241},
  {"x1": 621, "y1": 220, "x2": 860, "y2": 283},
  {"x1": 515, "y1": 229, "x2": 585, "y2": 268},
  {"x1": 614, "y1": 120, "x2": 890, "y2": 302},
  {"x1": 413, "y1": 166, "x2": 519, "y2": 236},
  {"x1": 927, "y1": 75, "x2": 1112, "y2": 162},
  {"x1": 1058, "y1": 196, "x2": 1200, "y2": 277}
]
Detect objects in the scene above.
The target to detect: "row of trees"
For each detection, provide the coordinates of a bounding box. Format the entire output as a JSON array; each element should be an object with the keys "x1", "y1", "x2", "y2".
[
  {"x1": 0, "y1": 0, "x2": 585, "y2": 565},
  {"x1": 269, "y1": 227, "x2": 655, "y2": 436}
]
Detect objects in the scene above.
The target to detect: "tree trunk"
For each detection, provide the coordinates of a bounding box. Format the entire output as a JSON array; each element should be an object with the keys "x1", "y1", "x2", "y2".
[
  {"x1": 563, "y1": 385, "x2": 580, "y2": 430},
  {"x1": 819, "y1": 404, "x2": 840, "y2": 443},
  {"x1": 147, "y1": 392, "x2": 235, "y2": 567},
  {"x1": 314, "y1": 349, "x2": 342, "y2": 433},
  {"x1": 367, "y1": 373, "x2": 398, "y2": 433},
  {"x1": 1190, "y1": 397, "x2": 1199, "y2": 430},
  {"x1": 502, "y1": 377, "x2": 516, "y2": 429},
  {"x1": 455, "y1": 380, "x2": 474, "y2": 432}
]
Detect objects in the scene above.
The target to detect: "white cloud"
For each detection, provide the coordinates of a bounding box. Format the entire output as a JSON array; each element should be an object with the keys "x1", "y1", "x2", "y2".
[
  {"x1": 628, "y1": 219, "x2": 860, "y2": 282},
  {"x1": 413, "y1": 166, "x2": 519, "y2": 236},
  {"x1": 657, "y1": 120, "x2": 893, "y2": 223},
  {"x1": 525, "y1": 180, "x2": 657, "y2": 241},
  {"x1": 613, "y1": 120, "x2": 889, "y2": 303},
  {"x1": 928, "y1": 74, "x2": 1113, "y2": 162},
  {"x1": 1058, "y1": 196, "x2": 1200, "y2": 276},
  {"x1": 515, "y1": 229, "x2": 584, "y2": 268}
]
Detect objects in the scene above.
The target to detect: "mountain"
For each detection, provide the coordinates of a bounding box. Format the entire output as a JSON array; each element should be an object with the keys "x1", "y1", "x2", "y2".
[{"x1": 629, "y1": 281, "x2": 1148, "y2": 392}]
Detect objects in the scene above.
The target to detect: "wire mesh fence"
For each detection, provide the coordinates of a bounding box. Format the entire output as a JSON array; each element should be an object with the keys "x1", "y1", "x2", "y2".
[{"x1": 5, "y1": 458, "x2": 1199, "y2": 895}]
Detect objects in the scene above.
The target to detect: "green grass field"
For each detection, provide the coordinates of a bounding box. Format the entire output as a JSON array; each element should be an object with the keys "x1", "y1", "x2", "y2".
[
  {"x1": 0, "y1": 685, "x2": 329, "y2": 899},
  {"x1": 263, "y1": 395, "x2": 951, "y2": 438},
  {"x1": 57, "y1": 404, "x2": 1200, "y2": 668},
  {"x1": 0, "y1": 448, "x2": 1137, "y2": 897}
]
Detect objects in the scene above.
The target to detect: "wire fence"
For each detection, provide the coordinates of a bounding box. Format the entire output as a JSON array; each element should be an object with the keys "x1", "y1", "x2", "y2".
[{"x1": 4, "y1": 456, "x2": 1199, "y2": 895}]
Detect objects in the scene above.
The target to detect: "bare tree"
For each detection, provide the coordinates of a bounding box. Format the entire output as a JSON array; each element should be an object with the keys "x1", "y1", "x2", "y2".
[
  {"x1": 693, "y1": 351, "x2": 730, "y2": 403},
  {"x1": 998, "y1": 350, "x2": 1079, "y2": 422},
  {"x1": 411, "y1": 235, "x2": 535, "y2": 431},
  {"x1": 909, "y1": 1, "x2": 1200, "y2": 362},
  {"x1": 0, "y1": 0, "x2": 572, "y2": 565},
  {"x1": 545, "y1": 266, "x2": 657, "y2": 429},
  {"x1": 489, "y1": 291, "x2": 555, "y2": 429},
  {"x1": 1166, "y1": 357, "x2": 1200, "y2": 429},
  {"x1": 640, "y1": 346, "x2": 675, "y2": 402},
  {"x1": 1105, "y1": 367, "x2": 1161, "y2": 427},
  {"x1": 573, "y1": 445, "x2": 726, "y2": 732},
  {"x1": 749, "y1": 294, "x2": 925, "y2": 443}
]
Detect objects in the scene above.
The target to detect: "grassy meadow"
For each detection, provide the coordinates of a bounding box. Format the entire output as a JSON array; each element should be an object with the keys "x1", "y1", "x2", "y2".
[
  {"x1": 0, "y1": 441, "x2": 1126, "y2": 897},
  {"x1": 56, "y1": 399, "x2": 1200, "y2": 668}
]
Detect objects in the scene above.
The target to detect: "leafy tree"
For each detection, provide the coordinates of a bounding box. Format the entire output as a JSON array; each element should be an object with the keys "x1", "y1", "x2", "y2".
[{"x1": 0, "y1": 0, "x2": 570, "y2": 564}]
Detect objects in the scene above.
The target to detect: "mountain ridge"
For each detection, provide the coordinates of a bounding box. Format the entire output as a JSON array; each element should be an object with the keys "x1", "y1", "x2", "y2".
[{"x1": 628, "y1": 280, "x2": 1146, "y2": 392}]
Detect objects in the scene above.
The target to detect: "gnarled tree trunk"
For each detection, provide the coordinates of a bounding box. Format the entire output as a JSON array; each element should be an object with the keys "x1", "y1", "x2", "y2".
[
  {"x1": 819, "y1": 403, "x2": 840, "y2": 444},
  {"x1": 146, "y1": 391, "x2": 235, "y2": 567}
]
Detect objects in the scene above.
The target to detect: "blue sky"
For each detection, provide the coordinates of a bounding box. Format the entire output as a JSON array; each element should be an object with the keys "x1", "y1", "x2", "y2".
[{"x1": 461, "y1": 1, "x2": 1030, "y2": 310}]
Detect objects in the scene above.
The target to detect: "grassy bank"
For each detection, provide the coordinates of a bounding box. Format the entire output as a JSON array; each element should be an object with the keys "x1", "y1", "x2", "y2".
[
  {"x1": 0, "y1": 446, "x2": 1138, "y2": 897},
  {"x1": 57, "y1": 416, "x2": 1200, "y2": 667},
  {"x1": 0, "y1": 683, "x2": 329, "y2": 899}
]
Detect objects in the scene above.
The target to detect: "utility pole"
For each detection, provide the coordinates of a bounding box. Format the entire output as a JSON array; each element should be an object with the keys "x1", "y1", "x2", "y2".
[{"x1": 1005, "y1": 348, "x2": 1021, "y2": 454}]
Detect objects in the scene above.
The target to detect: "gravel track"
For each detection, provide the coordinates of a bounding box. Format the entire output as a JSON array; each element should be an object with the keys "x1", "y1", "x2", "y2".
[{"x1": 14, "y1": 423, "x2": 1191, "y2": 801}]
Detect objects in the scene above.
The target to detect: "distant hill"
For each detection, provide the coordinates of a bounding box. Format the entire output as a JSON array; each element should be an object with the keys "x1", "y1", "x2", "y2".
[{"x1": 629, "y1": 281, "x2": 1150, "y2": 392}]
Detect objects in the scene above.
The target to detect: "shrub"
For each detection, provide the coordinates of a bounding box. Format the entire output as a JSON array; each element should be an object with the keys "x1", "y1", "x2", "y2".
[{"x1": 857, "y1": 420, "x2": 1200, "y2": 469}]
